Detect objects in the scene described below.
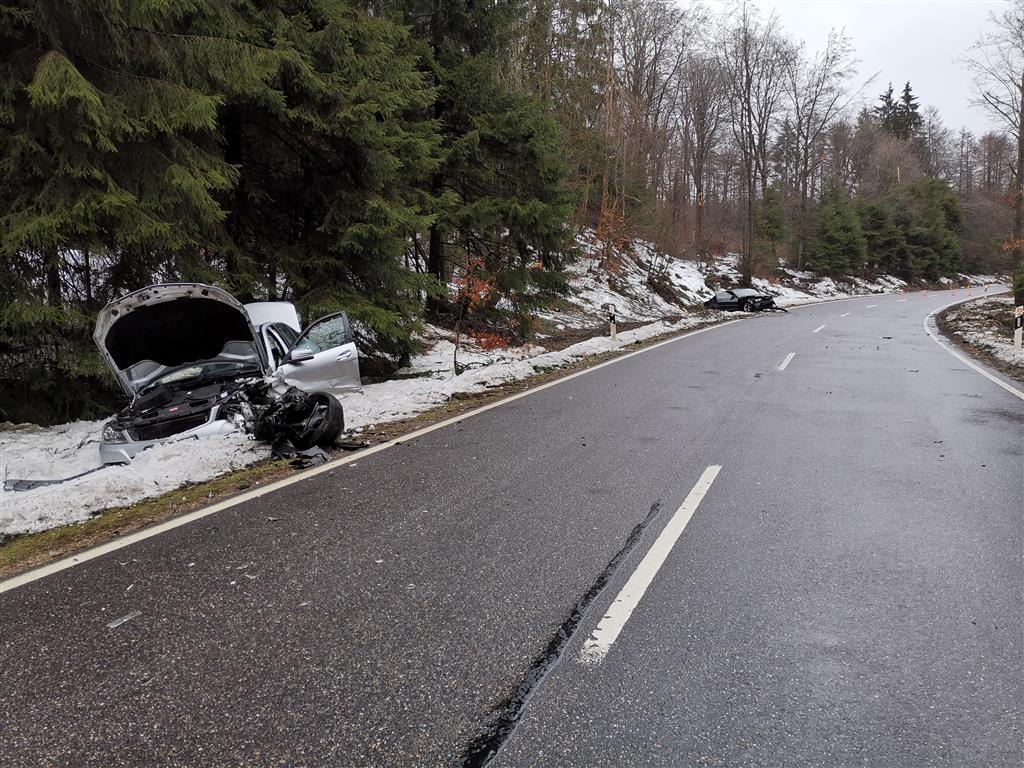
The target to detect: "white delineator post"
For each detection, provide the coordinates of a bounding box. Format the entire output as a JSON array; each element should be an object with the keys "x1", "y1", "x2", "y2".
[
  {"x1": 1015, "y1": 305, "x2": 1023, "y2": 350},
  {"x1": 602, "y1": 302, "x2": 617, "y2": 340}
]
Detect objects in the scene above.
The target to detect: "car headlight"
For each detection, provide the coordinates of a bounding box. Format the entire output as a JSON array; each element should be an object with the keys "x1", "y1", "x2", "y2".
[{"x1": 102, "y1": 422, "x2": 129, "y2": 443}]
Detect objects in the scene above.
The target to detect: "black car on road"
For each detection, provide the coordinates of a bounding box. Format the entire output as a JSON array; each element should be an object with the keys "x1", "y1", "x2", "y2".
[{"x1": 704, "y1": 287, "x2": 780, "y2": 312}]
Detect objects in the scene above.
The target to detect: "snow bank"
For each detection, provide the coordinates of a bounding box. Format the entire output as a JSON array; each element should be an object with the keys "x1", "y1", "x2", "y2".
[
  {"x1": 551, "y1": 229, "x2": 681, "y2": 324},
  {"x1": 943, "y1": 296, "x2": 1024, "y2": 369},
  {"x1": 339, "y1": 315, "x2": 710, "y2": 429},
  {"x1": 0, "y1": 315, "x2": 709, "y2": 537},
  {"x1": 0, "y1": 430, "x2": 267, "y2": 536}
]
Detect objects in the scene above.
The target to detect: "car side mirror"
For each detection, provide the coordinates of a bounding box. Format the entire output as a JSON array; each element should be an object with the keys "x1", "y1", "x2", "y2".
[{"x1": 285, "y1": 348, "x2": 314, "y2": 364}]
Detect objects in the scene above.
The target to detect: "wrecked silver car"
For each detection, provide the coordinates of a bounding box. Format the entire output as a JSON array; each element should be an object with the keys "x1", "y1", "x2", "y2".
[{"x1": 93, "y1": 283, "x2": 360, "y2": 464}]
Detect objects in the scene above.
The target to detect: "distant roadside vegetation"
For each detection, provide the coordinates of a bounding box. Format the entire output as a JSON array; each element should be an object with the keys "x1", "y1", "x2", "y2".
[{"x1": 1, "y1": 0, "x2": 1021, "y2": 424}]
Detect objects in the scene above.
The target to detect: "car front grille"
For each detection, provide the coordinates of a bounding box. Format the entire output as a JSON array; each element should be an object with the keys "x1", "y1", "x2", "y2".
[{"x1": 135, "y1": 412, "x2": 211, "y2": 441}]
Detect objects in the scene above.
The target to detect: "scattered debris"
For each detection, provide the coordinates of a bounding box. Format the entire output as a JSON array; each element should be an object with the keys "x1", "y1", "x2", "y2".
[
  {"x1": 3, "y1": 466, "x2": 105, "y2": 492},
  {"x1": 106, "y1": 610, "x2": 142, "y2": 629}
]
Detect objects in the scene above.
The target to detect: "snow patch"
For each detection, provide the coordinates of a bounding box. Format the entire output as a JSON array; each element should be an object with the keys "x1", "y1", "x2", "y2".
[{"x1": 0, "y1": 315, "x2": 711, "y2": 537}]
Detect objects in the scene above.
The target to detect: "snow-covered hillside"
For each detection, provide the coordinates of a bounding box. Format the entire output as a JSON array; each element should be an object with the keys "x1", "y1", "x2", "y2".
[{"x1": 0, "y1": 230, "x2": 1001, "y2": 537}]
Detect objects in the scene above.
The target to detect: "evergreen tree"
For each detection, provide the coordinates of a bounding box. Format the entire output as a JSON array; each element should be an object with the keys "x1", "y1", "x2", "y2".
[
  {"x1": 382, "y1": 0, "x2": 574, "y2": 333},
  {"x1": 874, "y1": 82, "x2": 897, "y2": 131},
  {"x1": 754, "y1": 182, "x2": 789, "y2": 262},
  {"x1": 857, "y1": 199, "x2": 908, "y2": 275},
  {"x1": 0, "y1": 0, "x2": 255, "y2": 421},
  {"x1": 215, "y1": 0, "x2": 442, "y2": 360},
  {"x1": 807, "y1": 183, "x2": 867, "y2": 274},
  {"x1": 875, "y1": 81, "x2": 923, "y2": 141},
  {"x1": 897, "y1": 178, "x2": 964, "y2": 280},
  {"x1": 894, "y1": 81, "x2": 923, "y2": 140}
]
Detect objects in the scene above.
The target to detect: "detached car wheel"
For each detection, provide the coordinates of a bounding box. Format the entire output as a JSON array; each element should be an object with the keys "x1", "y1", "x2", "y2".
[{"x1": 289, "y1": 391, "x2": 345, "y2": 449}]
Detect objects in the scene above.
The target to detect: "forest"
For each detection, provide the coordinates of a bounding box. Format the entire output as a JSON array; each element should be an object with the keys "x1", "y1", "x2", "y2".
[{"x1": 2, "y1": 0, "x2": 1023, "y2": 424}]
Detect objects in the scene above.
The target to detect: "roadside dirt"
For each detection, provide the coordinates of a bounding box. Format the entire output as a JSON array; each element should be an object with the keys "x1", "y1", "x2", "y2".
[{"x1": 936, "y1": 297, "x2": 1024, "y2": 386}]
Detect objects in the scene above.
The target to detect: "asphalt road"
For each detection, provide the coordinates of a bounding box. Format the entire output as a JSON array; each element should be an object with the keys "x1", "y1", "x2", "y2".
[{"x1": 1, "y1": 291, "x2": 1021, "y2": 767}]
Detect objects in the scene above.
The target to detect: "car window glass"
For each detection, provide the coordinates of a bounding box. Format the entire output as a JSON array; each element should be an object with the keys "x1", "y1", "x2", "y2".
[
  {"x1": 265, "y1": 330, "x2": 287, "y2": 367},
  {"x1": 715, "y1": 291, "x2": 732, "y2": 302},
  {"x1": 294, "y1": 315, "x2": 347, "y2": 355},
  {"x1": 272, "y1": 323, "x2": 299, "y2": 348}
]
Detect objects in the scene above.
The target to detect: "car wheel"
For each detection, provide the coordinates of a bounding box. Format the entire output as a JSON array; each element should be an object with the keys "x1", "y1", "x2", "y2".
[
  {"x1": 742, "y1": 299, "x2": 756, "y2": 312},
  {"x1": 290, "y1": 392, "x2": 345, "y2": 449}
]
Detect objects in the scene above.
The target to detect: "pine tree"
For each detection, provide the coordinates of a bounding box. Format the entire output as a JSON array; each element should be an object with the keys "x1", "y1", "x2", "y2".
[
  {"x1": 214, "y1": 0, "x2": 442, "y2": 361},
  {"x1": 898, "y1": 178, "x2": 964, "y2": 280},
  {"x1": 382, "y1": 0, "x2": 575, "y2": 334},
  {"x1": 874, "y1": 82, "x2": 897, "y2": 131},
  {"x1": 874, "y1": 81, "x2": 923, "y2": 141},
  {"x1": 754, "y1": 182, "x2": 789, "y2": 263},
  {"x1": 0, "y1": 0, "x2": 253, "y2": 421},
  {"x1": 894, "y1": 82, "x2": 923, "y2": 140},
  {"x1": 857, "y1": 199, "x2": 908, "y2": 275},
  {"x1": 807, "y1": 184, "x2": 867, "y2": 274}
]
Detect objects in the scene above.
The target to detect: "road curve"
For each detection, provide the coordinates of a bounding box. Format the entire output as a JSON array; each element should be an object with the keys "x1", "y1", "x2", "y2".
[{"x1": 1, "y1": 290, "x2": 1021, "y2": 767}]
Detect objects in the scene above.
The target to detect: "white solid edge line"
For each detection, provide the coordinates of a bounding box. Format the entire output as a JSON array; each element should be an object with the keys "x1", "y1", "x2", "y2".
[
  {"x1": 1, "y1": 319, "x2": 742, "y2": 594},
  {"x1": 778, "y1": 352, "x2": 796, "y2": 371},
  {"x1": 579, "y1": 465, "x2": 721, "y2": 666},
  {"x1": 812, "y1": 325, "x2": 826, "y2": 333},
  {"x1": 923, "y1": 293, "x2": 1024, "y2": 403}
]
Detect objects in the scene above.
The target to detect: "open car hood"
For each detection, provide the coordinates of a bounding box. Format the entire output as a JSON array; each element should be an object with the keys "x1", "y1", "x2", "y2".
[{"x1": 94, "y1": 283, "x2": 268, "y2": 397}]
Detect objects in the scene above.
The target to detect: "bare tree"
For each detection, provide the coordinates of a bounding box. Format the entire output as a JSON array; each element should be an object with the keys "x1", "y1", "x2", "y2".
[
  {"x1": 614, "y1": 0, "x2": 694, "y2": 216},
  {"x1": 965, "y1": 0, "x2": 1024, "y2": 261},
  {"x1": 718, "y1": 3, "x2": 793, "y2": 283},
  {"x1": 678, "y1": 53, "x2": 726, "y2": 264},
  {"x1": 784, "y1": 30, "x2": 858, "y2": 267}
]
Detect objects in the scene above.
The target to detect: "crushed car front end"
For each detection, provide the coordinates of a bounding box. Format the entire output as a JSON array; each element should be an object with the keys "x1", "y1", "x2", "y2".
[
  {"x1": 93, "y1": 283, "x2": 352, "y2": 463},
  {"x1": 98, "y1": 366, "x2": 259, "y2": 464},
  {"x1": 94, "y1": 284, "x2": 271, "y2": 464}
]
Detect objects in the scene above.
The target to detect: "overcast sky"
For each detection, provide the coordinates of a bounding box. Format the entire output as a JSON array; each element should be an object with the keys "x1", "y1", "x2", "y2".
[{"x1": 761, "y1": 0, "x2": 1006, "y2": 135}]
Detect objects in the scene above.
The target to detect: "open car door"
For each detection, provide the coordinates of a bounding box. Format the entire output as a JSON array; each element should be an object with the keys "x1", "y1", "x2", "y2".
[{"x1": 276, "y1": 312, "x2": 361, "y2": 395}]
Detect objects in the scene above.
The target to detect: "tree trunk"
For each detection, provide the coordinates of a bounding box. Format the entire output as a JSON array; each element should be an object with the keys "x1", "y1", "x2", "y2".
[
  {"x1": 1015, "y1": 74, "x2": 1024, "y2": 264},
  {"x1": 222, "y1": 105, "x2": 246, "y2": 284},
  {"x1": 425, "y1": 220, "x2": 445, "y2": 317},
  {"x1": 743, "y1": 175, "x2": 754, "y2": 285},
  {"x1": 797, "y1": 168, "x2": 809, "y2": 270},
  {"x1": 693, "y1": 166, "x2": 705, "y2": 261},
  {"x1": 45, "y1": 249, "x2": 61, "y2": 307}
]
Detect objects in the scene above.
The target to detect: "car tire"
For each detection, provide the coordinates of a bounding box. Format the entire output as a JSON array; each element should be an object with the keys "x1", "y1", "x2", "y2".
[
  {"x1": 290, "y1": 392, "x2": 345, "y2": 449},
  {"x1": 742, "y1": 300, "x2": 756, "y2": 312}
]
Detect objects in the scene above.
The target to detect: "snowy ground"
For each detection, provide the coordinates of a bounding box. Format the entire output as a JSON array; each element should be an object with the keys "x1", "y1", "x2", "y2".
[
  {"x1": 942, "y1": 296, "x2": 1024, "y2": 369},
  {"x1": 0, "y1": 314, "x2": 712, "y2": 537},
  {"x1": 0, "y1": 230, "x2": 1004, "y2": 538}
]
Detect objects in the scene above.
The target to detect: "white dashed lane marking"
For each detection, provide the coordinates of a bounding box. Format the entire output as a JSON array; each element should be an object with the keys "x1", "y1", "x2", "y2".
[{"x1": 777, "y1": 352, "x2": 796, "y2": 371}]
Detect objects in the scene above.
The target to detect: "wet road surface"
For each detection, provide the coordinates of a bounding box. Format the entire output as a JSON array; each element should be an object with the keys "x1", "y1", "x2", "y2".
[{"x1": 2, "y1": 291, "x2": 1021, "y2": 767}]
